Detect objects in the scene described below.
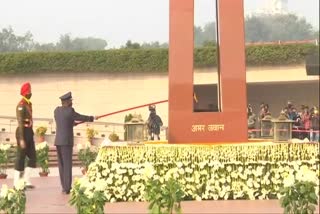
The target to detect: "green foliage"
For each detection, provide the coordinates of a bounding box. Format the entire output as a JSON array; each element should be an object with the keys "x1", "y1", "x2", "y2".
[
  {"x1": 86, "y1": 128, "x2": 98, "y2": 142},
  {"x1": 35, "y1": 126, "x2": 47, "y2": 137},
  {"x1": 145, "y1": 177, "x2": 184, "y2": 214},
  {"x1": 124, "y1": 40, "x2": 141, "y2": 49},
  {"x1": 0, "y1": 48, "x2": 168, "y2": 74},
  {"x1": 280, "y1": 181, "x2": 319, "y2": 214},
  {"x1": 55, "y1": 34, "x2": 108, "y2": 51},
  {"x1": 0, "y1": 27, "x2": 34, "y2": 52},
  {"x1": 36, "y1": 143, "x2": 50, "y2": 173},
  {"x1": 194, "y1": 22, "x2": 217, "y2": 47},
  {"x1": 245, "y1": 14, "x2": 316, "y2": 42},
  {"x1": 0, "y1": 44, "x2": 317, "y2": 74},
  {"x1": 141, "y1": 41, "x2": 168, "y2": 49},
  {"x1": 124, "y1": 113, "x2": 134, "y2": 141},
  {"x1": 245, "y1": 43, "x2": 316, "y2": 66},
  {"x1": 78, "y1": 147, "x2": 98, "y2": 170},
  {"x1": 69, "y1": 180, "x2": 106, "y2": 214},
  {"x1": 0, "y1": 184, "x2": 26, "y2": 214},
  {"x1": 108, "y1": 132, "x2": 119, "y2": 142},
  {"x1": 0, "y1": 144, "x2": 11, "y2": 174},
  {"x1": 124, "y1": 114, "x2": 134, "y2": 123}
]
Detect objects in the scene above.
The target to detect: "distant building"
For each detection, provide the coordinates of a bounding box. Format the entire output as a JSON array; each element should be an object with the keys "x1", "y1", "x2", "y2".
[
  {"x1": 268, "y1": 0, "x2": 288, "y2": 14},
  {"x1": 246, "y1": 0, "x2": 289, "y2": 17}
]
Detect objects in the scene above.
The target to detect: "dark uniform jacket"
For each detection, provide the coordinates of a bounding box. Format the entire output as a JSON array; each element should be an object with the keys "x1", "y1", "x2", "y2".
[
  {"x1": 16, "y1": 98, "x2": 33, "y2": 141},
  {"x1": 147, "y1": 112, "x2": 163, "y2": 135},
  {"x1": 54, "y1": 106, "x2": 94, "y2": 146},
  {"x1": 311, "y1": 114, "x2": 319, "y2": 130}
]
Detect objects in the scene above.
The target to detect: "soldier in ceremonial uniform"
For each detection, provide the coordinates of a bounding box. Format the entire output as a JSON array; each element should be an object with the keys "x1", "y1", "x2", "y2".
[
  {"x1": 147, "y1": 105, "x2": 163, "y2": 140},
  {"x1": 54, "y1": 92, "x2": 95, "y2": 194},
  {"x1": 14, "y1": 82, "x2": 36, "y2": 188}
]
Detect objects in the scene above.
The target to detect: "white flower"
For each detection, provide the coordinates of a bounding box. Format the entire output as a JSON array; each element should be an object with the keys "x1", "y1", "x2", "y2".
[
  {"x1": 0, "y1": 184, "x2": 8, "y2": 198},
  {"x1": 123, "y1": 176, "x2": 129, "y2": 183},
  {"x1": 238, "y1": 166, "x2": 244, "y2": 173},
  {"x1": 296, "y1": 165, "x2": 318, "y2": 183},
  {"x1": 76, "y1": 143, "x2": 83, "y2": 151},
  {"x1": 15, "y1": 179, "x2": 26, "y2": 191},
  {"x1": 283, "y1": 174, "x2": 295, "y2": 187},
  {"x1": 7, "y1": 191, "x2": 13, "y2": 201},
  {"x1": 253, "y1": 182, "x2": 260, "y2": 188},
  {"x1": 185, "y1": 167, "x2": 193, "y2": 173},
  {"x1": 94, "y1": 179, "x2": 108, "y2": 191},
  {"x1": 106, "y1": 177, "x2": 113, "y2": 185},
  {"x1": 199, "y1": 162, "x2": 206, "y2": 169},
  {"x1": 246, "y1": 178, "x2": 253, "y2": 188},
  {"x1": 84, "y1": 188, "x2": 94, "y2": 199},
  {"x1": 226, "y1": 176, "x2": 231, "y2": 183},
  {"x1": 219, "y1": 178, "x2": 226, "y2": 184},
  {"x1": 178, "y1": 168, "x2": 185, "y2": 175},
  {"x1": 143, "y1": 163, "x2": 155, "y2": 179},
  {"x1": 0, "y1": 144, "x2": 11, "y2": 151},
  {"x1": 231, "y1": 171, "x2": 238, "y2": 178}
]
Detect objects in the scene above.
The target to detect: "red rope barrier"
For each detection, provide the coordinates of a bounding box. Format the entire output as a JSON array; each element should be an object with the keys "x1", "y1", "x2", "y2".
[
  {"x1": 75, "y1": 99, "x2": 168, "y2": 125},
  {"x1": 248, "y1": 129, "x2": 319, "y2": 133}
]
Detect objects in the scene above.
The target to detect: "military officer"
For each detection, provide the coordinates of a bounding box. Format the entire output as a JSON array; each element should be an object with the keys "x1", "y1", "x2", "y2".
[
  {"x1": 14, "y1": 82, "x2": 36, "y2": 189},
  {"x1": 54, "y1": 91, "x2": 95, "y2": 194}
]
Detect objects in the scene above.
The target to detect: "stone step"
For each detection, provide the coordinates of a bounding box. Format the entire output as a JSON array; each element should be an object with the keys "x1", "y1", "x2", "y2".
[{"x1": 6, "y1": 146, "x2": 82, "y2": 168}]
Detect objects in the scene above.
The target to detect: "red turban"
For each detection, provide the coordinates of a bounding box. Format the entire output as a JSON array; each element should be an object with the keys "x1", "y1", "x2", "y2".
[{"x1": 20, "y1": 82, "x2": 31, "y2": 96}]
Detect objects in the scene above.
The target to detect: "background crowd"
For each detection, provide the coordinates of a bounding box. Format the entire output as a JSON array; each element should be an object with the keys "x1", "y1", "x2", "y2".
[{"x1": 248, "y1": 101, "x2": 319, "y2": 142}]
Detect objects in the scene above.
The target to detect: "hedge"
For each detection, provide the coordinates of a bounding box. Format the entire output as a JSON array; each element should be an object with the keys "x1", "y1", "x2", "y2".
[{"x1": 0, "y1": 44, "x2": 318, "y2": 74}]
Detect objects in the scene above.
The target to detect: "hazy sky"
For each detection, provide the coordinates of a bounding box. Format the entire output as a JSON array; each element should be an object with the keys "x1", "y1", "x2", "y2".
[{"x1": 1, "y1": 0, "x2": 319, "y2": 48}]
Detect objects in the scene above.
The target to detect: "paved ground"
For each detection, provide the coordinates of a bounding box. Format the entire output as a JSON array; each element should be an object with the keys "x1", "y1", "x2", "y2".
[
  {"x1": 5, "y1": 166, "x2": 82, "y2": 179},
  {"x1": 1, "y1": 175, "x2": 319, "y2": 214}
]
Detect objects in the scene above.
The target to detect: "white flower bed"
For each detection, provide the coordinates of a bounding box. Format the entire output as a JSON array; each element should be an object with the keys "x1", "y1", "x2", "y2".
[{"x1": 74, "y1": 143, "x2": 320, "y2": 202}]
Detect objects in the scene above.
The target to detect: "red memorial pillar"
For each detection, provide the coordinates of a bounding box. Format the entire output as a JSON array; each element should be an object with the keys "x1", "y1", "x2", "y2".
[{"x1": 169, "y1": 0, "x2": 247, "y2": 143}]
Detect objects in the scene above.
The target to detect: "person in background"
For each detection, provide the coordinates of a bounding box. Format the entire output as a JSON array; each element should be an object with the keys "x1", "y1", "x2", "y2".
[
  {"x1": 147, "y1": 105, "x2": 163, "y2": 140},
  {"x1": 247, "y1": 104, "x2": 256, "y2": 138},
  {"x1": 301, "y1": 106, "x2": 311, "y2": 140},
  {"x1": 259, "y1": 103, "x2": 271, "y2": 120},
  {"x1": 54, "y1": 91, "x2": 96, "y2": 194},
  {"x1": 310, "y1": 107, "x2": 319, "y2": 142},
  {"x1": 14, "y1": 82, "x2": 37, "y2": 189}
]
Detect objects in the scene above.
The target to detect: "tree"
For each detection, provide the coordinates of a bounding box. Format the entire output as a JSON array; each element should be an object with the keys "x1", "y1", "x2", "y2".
[
  {"x1": 245, "y1": 14, "x2": 316, "y2": 42},
  {"x1": 72, "y1": 37, "x2": 107, "y2": 51},
  {"x1": 0, "y1": 27, "x2": 34, "y2": 52},
  {"x1": 124, "y1": 40, "x2": 141, "y2": 49},
  {"x1": 194, "y1": 22, "x2": 217, "y2": 47},
  {"x1": 50, "y1": 34, "x2": 108, "y2": 51},
  {"x1": 33, "y1": 43, "x2": 56, "y2": 52},
  {"x1": 56, "y1": 34, "x2": 74, "y2": 51},
  {"x1": 141, "y1": 41, "x2": 168, "y2": 49}
]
